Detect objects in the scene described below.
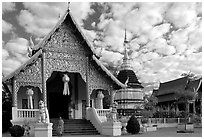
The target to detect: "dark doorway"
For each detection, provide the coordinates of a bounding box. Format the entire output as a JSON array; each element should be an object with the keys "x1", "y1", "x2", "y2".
[{"x1": 47, "y1": 71, "x2": 72, "y2": 119}]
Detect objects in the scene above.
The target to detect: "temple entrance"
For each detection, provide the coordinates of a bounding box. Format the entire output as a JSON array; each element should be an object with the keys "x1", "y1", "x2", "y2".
[{"x1": 47, "y1": 71, "x2": 87, "y2": 119}]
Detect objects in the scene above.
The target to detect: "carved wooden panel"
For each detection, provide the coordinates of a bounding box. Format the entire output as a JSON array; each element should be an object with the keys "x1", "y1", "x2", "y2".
[
  {"x1": 45, "y1": 58, "x2": 87, "y2": 83},
  {"x1": 16, "y1": 82, "x2": 42, "y2": 94},
  {"x1": 16, "y1": 58, "x2": 42, "y2": 83},
  {"x1": 44, "y1": 23, "x2": 88, "y2": 55},
  {"x1": 89, "y1": 64, "x2": 112, "y2": 92}
]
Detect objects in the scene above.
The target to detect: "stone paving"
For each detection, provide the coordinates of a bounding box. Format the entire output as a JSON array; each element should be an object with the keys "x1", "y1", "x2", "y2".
[{"x1": 2, "y1": 127, "x2": 202, "y2": 137}]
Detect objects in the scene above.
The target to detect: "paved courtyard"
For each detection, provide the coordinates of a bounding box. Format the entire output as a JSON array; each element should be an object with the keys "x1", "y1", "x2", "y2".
[
  {"x1": 2, "y1": 127, "x2": 202, "y2": 137},
  {"x1": 123, "y1": 127, "x2": 202, "y2": 137}
]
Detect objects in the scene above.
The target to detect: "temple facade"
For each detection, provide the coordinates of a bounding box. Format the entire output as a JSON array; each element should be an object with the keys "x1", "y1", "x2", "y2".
[{"x1": 3, "y1": 8, "x2": 128, "y2": 136}]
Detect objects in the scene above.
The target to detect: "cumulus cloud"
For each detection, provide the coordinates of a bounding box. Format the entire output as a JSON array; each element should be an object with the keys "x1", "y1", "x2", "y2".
[
  {"x1": 165, "y1": 3, "x2": 198, "y2": 28},
  {"x1": 99, "y1": 49, "x2": 123, "y2": 67},
  {"x1": 2, "y1": 48, "x2": 9, "y2": 60},
  {"x1": 2, "y1": 20, "x2": 14, "y2": 34},
  {"x1": 2, "y1": 20, "x2": 13, "y2": 33},
  {"x1": 3, "y1": 38, "x2": 29, "y2": 75},
  {"x1": 2, "y1": 2, "x2": 16, "y2": 14},
  {"x1": 2, "y1": 58, "x2": 22, "y2": 76},
  {"x1": 70, "y1": 2, "x2": 95, "y2": 26},
  {"x1": 5, "y1": 38, "x2": 29, "y2": 55}
]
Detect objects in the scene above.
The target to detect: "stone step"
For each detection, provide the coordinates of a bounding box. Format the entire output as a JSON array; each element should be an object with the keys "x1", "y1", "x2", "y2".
[{"x1": 51, "y1": 119, "x2": 99, "y2": 136}]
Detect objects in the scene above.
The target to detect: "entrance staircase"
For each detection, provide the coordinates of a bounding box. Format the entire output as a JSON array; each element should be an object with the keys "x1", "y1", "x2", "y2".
[{"x1": 50, "y1": 119, "x2": 100, "y2": 136}]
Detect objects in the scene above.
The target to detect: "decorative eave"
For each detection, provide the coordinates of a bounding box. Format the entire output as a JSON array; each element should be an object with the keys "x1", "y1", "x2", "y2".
[
  {"x1": 92, "y1": 55, "x2": 127, "y2": 88},
  {"x1": 2, "y1": 49, "x2": 42, "y2": 83}
]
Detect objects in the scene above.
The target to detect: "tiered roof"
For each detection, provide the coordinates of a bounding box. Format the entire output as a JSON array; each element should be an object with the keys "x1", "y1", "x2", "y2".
[
  {"x1": 155, "y1": 76, "x2": 202, "y2": 103},
  {"x1": 116, "y1": 30, "x2": 143, "y2": 89}
]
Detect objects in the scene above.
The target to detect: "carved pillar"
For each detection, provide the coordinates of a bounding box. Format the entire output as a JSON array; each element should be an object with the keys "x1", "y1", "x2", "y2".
[
  {"x1": 42, "y1": 51, "x2": 47, "y2": 107},
  {"x1": 12, "y1": 78, "x2": 17, "y2": 107},
  {"x1": 110, "y1": 86, "x2": 114, "y2": 107},
  {"x1": 86, "y1": 56, "x2": 90, "y2": 107}
]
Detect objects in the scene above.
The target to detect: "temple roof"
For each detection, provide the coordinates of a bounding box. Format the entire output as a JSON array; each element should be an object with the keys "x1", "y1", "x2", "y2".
[
  {"x1": 156, "y1": 77, "x2": 188, "y2": 96},
  {"x1": 116, "y1": 30, "x2": 143, "y2": 89},
  {"x1": 2, "y1": 9, "x2": 127, "y2": 88},
  {"x1": 117, "y1": 70, "x2": 143, "y2": 88},
  {"x1": 155, "y1": 76, "x2": 202, "y2": 102}
]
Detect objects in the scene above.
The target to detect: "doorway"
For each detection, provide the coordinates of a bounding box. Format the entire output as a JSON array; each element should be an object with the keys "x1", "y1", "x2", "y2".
[{"x1": 47, "y1": 71, "x2": 71, "y2": 119}]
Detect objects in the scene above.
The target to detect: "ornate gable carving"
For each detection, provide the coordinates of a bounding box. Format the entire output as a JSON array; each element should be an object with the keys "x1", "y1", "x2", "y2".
[
  {"x1": 16, "y1": 58, "x2": 42, "y2": 83},
  {"x1": 44, "y1": 23, "x2": 88, "y2": 55},
  {"x1": 89, "y1": 64, "x2": 112, "y2": 92}
]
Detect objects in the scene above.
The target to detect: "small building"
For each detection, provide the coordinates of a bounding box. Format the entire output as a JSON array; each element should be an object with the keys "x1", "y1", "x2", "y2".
[
  {"x1": 114, "y1": 31, "x2": 144, "y2": 117},
  {"x1": 154, "y1": 76, "x2": 202, "y2": 115}
]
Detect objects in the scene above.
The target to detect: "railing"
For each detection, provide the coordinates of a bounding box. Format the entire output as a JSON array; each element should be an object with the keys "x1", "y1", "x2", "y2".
[
  {"x1": 17, "y1": 109, "x2": 39, "y2": 119},
  {"x1": 96, "y1": 109, "x2": 111, "y2": 117},
  {"x1": 87, "y1": 107, "x2": 103, "y2": 134}
]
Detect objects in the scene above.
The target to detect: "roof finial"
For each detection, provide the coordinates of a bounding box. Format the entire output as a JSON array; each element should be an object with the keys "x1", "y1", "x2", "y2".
[
  {"x1": 124, "y1": 28, "x2": 127, "y2": 43},
  {"x1": 123, "y1": 28, "x2": 129, "y2": 60},
  {"x1": 67, "y1": 2, "x2": 70, "y2": 12},
  {"x1": 29, "y1": 36, "x2": 34, "y2": 48}
]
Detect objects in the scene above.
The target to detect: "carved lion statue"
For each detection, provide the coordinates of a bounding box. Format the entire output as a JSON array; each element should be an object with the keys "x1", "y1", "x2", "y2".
[{"x1": 38, "y1": 100, "x2": 49, "y2": 123}]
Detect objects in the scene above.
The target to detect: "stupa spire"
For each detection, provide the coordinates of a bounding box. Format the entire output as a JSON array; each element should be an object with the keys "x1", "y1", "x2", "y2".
[{"x1": 120, "y1": 29, "x2": 132, "y2": 71}]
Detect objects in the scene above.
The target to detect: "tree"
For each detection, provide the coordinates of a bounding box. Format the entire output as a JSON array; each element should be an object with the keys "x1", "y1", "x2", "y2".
[
  {"x1": 175, "y1": 88, "x2": 196, "y2": 130},
  {"x1": 141, "y1": 95, "x2": 158, "y2": 118}
]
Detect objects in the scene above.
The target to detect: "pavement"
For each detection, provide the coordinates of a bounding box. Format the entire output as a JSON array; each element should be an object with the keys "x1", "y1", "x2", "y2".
[
  {"x1": 122, "y1": 127, "x2": 202, "y2": 137},
  {"x1": 2, "y1": 127, "x2": 202, "y2": 137}
]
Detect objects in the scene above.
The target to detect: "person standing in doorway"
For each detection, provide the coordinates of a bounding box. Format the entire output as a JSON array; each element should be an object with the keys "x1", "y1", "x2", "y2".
[{"x1": 57, "y1": 116, "x2": 64, "y2": 137}]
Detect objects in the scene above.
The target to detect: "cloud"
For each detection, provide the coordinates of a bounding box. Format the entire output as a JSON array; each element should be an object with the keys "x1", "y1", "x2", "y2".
[
  {"x1": 17, "y1": 9, "x2": 58, "y2": 37},
  {"x1": 99, "y1": 50, "x2": 123, "y2": 67},
  {"x1": 2, "y1": 48, "x2": 9, "y2": 60},
  {"x1": 2, "y1": 20, "x2": 14, "y2": 34},
  {"x1": 70, "y1": 2, "x2": 95, "y2": 26},
  {"x1": 2, "y1": 2, "x2": 16, "y2": 14},
  {"x1": 5, "y1": 38, "x2": 29, "y2": 55},
  {"x1": 165, "y1": 3, "x2": 198, "y2": 28},
  {"x1": 3, "y1": 37, "x2": 30, "y2": 75},
  {"x1": 2, "y1": 58, "x2": 22, "y2": 76}
]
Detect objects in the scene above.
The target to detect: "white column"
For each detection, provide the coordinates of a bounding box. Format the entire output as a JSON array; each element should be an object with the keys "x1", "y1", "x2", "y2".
[
  {"x1": 86, "y1": 56, "x2": 90, "y2": 107},
  {"x1": 97, "y1": 91, "x2": 104, "y2": 109},
  {"x1": 27, "y1": 88, "x2": 34, "y2": 109},
  {"x1": 41, "y1": 51, "x2": 47, "y2": 107}
]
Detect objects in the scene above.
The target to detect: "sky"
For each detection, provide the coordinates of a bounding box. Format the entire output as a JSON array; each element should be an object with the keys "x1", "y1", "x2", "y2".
[{"x1": 2, "y1": 2, "x2": 202, "y2": 94}]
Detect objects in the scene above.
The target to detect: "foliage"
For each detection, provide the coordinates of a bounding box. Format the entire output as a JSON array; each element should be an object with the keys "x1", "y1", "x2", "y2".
[
  {"x1": 126, "y1": 115, "x2": 140, "y2": 134},
  {"x1": 103, "y1": 94, "x2": 111, "y2": 109},
  {"x1": 141, "y1": 95, "x2": 158, "y2": 118},
  {"x1": 175, "y1": 89, "x2": 196, "y2": 126},
  {"x1": 9, "y1": 125, "x2": 25, "y2": 137},
  {"x1": 2, "y1": 83, "x2": 12, "y2": 133},
  {"x1": 181, "y1": 72, "x2": 200, "y2": 80}
]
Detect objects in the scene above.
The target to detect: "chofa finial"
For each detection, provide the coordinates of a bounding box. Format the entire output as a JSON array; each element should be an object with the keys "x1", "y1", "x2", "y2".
[{"x1": 67, "y1": 2, "x2": 71, "y2": 12}]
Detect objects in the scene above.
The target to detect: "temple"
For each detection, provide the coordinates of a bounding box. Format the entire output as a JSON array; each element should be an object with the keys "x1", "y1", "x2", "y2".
[
  {"x1": 2, "y1": 8, "x2": 128, "y2": 136},
  {"x1": 114, "y1": 29, "x2": 144, "y2": 117},
  {"x1": 153, "y1": 76, "x2": 202, "y2": 115}
]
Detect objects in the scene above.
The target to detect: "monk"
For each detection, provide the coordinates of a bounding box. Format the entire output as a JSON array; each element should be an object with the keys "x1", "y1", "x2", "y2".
[{"x1": 57, "y1": 117, "x2": 64, "y2": 137}]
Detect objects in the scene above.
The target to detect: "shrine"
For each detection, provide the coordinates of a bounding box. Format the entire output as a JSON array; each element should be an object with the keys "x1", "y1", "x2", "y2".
[
  {"x1": 2, "y1": 7, "x2": 127, "y2": 136},
  {"x1": 114, "y1": 30, "x2": 144, "y2": 117}
]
